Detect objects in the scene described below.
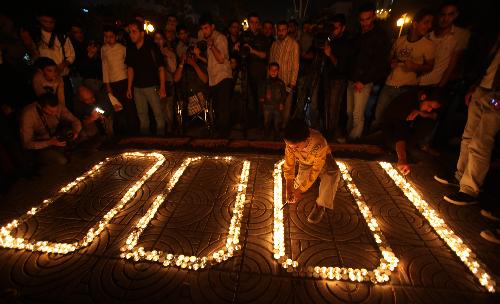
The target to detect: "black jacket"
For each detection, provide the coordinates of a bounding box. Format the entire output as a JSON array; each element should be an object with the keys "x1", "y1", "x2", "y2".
[{"x1": 348, "y1": 24, "x2": 391, "y2": 84}]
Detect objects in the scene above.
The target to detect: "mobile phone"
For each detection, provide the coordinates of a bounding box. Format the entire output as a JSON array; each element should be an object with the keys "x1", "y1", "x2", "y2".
[
  {"x1": 490, "y1": 98, "x2": 499, "y2": 108},
  {"x1": 95, "y1": 107, "x2": 105, "y2": 114}
]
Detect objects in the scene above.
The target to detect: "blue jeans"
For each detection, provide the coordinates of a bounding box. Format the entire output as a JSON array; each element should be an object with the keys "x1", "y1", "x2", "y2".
[
  {"x1": 134, "y1": 86, "x2": 165, "y2": 136},
  {"x1": 371, "y1": 85, "x2": 409, "y2": 131},
  {"x1": 346, "y1": 81, "x2": 373, "y2": 139}
]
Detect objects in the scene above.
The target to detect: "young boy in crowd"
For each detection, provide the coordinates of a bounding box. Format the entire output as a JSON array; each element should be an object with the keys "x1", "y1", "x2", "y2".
[
  {"x1": 260, "y1": 62, "x2": 286, "y2": 139},
  {"x1": 32, "y1": 57, "x2": 65, "y2": 106}
]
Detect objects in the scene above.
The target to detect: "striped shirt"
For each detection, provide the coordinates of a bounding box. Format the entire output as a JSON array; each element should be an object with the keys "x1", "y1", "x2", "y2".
[{"x1": 270, "y1": 36, "x2": 300, "y2": 87}]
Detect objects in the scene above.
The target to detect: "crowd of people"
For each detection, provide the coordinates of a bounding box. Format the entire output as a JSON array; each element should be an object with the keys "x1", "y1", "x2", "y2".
[{"x1": 0, "y1": 2, "x2": 499, "y2": 240}]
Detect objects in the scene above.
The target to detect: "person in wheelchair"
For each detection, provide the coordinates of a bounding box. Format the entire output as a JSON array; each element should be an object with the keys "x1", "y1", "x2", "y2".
[{"x1": 173, "y1": 44, "x2": 209, "y2": 131}]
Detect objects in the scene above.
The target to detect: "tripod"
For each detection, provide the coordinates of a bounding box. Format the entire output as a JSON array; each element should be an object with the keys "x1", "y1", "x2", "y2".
[{"x1": 294, "y1": 52, "x2": 326, "y2": 128}]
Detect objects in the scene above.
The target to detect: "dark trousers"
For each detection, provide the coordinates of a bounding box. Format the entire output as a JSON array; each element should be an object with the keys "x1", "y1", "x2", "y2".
[
  {"x1": 247, "y1": 76, "x2": 264, "y2": 128},
  {"x1": 384, "y1": 118, "x2": 437, "y2": 149},
  {"x1": 324, "y1": 79, "x2": 347, "y2": 137},
  {"x1": 110, "y1": 79, "x2": 138, "y2": 135},
  {"x1": 63, "y1": 76, "x2": 74, "y2": 111},
  {"x1": 210, "y1": 78, "x2": 233, "y2": 136}
]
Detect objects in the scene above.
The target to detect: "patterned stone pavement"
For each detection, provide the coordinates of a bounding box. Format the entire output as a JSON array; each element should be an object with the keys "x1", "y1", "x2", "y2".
[{"x1": 0, "y1": 150, "x2": 499, "y2": 303}]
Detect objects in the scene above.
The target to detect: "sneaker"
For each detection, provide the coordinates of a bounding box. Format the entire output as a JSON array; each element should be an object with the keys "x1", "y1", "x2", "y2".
[
  {"x1": 480, "y1": 209, "x2": 500, "y2": 221},
  {"x1": 307, "y1": 204, "x2": 326, "y2": 224},
  {"x1": 420, "y1": 144, "x2": 440, "y2": 157},
  {"x1": 444, "y1": 191, "x2": 478, "y2": 206},
  {"x1": 480, "y1": 229, "x2": 500, "y2": 245},
  {"x1": 434, "y1": 172, "x2": 459, "y2": 187},
  {"x1": 335, "y1": 137, "x2": 346, "y2": 144}
]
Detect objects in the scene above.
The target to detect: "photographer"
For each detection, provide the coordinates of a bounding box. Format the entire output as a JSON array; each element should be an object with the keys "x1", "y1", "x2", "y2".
[
  {"x1": 200, "y1": 15, "x2": 233, "y2": 138},
  {"x1": 295, "y1": 27, "x2": 329, "y2": 128},
  {"x1": 173, "y1": 40, "x2": 208, "y2": 126},
  {"x1": 176, "y1": 25, "x2": 198, "y2": 59},
  {"x1": 237, "y1": 13, "x2": 272, "y2": 127},
  {"x1": 73, "y1": 84, "x2": 114, "y2": 140},
  {"x1": 19, "y1": 93, "x2": 81, "y2": 165}
]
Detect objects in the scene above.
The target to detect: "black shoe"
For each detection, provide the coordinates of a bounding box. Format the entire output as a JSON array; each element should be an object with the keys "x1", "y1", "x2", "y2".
[
  {"x1": 434, "y1": 172, "x2": 459, "y2": 187},
  {"x1": 444, "y1": 191, "x2": 478, "y2": 206}
]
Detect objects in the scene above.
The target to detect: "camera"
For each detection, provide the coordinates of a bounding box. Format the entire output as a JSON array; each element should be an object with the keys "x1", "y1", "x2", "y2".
[
  {"x1": 239, "y1": 33, "x2": 256, "y2": 58},
  {"x1": 55, "y1": 127, "x2": 75, "y2": 142},
  {"x1": 196, "y1": 40, "x2": 208, "y2": 53},
  {"x1": 186, "y1": 40, "x2": 208, "y2": 58},
  {"x1": 312, "y1": 32, "x2": 330, "y2": 49}
]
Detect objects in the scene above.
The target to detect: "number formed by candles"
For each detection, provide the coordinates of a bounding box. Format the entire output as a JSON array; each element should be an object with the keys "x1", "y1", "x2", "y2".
[
  {"x1": 272, "y1": 160, "x2": 399, "y2": 283},
  {"x1": 0, "y1": 152, "x2": 165, "y2": 254},
  {"x1": 120, "y1": 156, "x2": 251, "y2": 270},
  {"x1": 379, "y1": 162, "x2": 496, "y2": 292}
]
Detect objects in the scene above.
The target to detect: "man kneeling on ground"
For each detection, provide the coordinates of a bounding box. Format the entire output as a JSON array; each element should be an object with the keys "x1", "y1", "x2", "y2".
[
  {"x1": 382, "y1": 88, "x2": 444, "y2": 175},
  {"x1": 20, "y1": 93, "x2": 81, "y2": 165},
  {"x1": 283, "y1": 119, "x2": 341, "y2": 223},
  {"x1": 73, "y1": 84, "x2": 114, "y2": 140}
]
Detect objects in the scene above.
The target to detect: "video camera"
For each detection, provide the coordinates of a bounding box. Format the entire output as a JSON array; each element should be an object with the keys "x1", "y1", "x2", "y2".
[
  {"x1": 186, "y1": 40, "x2": 208, "y2": 58},
  {"x1": 239, "y1": 33, "x2": 257, "y2": 58},
  {"x1": 55, "y1": 126, "x2": 75, "y2": 143},
  {"x1": 312, "y1": 32, "x2": 330, "y2": 50}
]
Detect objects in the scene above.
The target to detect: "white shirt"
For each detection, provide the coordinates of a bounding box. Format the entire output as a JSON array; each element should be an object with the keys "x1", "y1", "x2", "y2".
[
  {"x1": 37, "y1": 29, "x2": 75, "y2": 76},
  {"x1": 101, "y1": 43, "x2": 128, "y2": 83},
  {"x1": 418, "y1": 29, "x2": 459, "y2": 86},
  {"x1": 386, "y1": 35, "x2": 435, "y2": 86},
  {"x1": 207, "y1": 30, "x2": 232, "y2": 87}
]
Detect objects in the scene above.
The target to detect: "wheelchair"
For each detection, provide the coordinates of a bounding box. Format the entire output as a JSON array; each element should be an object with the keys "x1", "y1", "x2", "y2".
[{"x1": 175, "y1": 89, "x2": 214, "y2": 136}]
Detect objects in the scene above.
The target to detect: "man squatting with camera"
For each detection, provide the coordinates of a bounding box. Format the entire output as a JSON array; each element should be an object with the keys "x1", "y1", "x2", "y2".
[
  {"x1": 20, "y1": 93, "x2": 82, "y2": 165},
  {"x1": 283, "y1": 119, "x2": 341, "y2": 224}
]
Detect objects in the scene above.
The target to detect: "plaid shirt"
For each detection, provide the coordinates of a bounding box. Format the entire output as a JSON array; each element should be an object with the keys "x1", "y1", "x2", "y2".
[{"x1": 270, "y1": 36, "x2": 300, "y2": 87}]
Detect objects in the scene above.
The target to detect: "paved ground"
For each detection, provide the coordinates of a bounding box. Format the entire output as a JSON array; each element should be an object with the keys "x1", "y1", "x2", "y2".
[{"x1": 0, "y1": 148, "x2": 499, "y2": 303}]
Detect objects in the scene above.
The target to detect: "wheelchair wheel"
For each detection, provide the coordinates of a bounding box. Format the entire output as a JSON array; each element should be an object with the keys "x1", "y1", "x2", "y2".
[
  {"x1": 176, "y1": 99, "x2": 184, "y2": 136},
  {"x1": 206, "y1": 98, "x2": 215, "y2": 134}
]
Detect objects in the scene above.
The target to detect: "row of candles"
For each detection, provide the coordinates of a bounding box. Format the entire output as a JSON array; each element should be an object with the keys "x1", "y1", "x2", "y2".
[
  {"x1": 0, "y1": 152, "x2": 165, "y2": 254},
  {"x1": 120, "y1": 156, "x2": 251, "y2": 270},
  {"x1": 272, "y1": 160, "x2": 399, "y2": 283},
  {"x1": 379, "y1": 162, "x2": 495, "y2": 293},
  {"x1": 0, "y1": 152, "x2": 495, "y2": 291}
]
